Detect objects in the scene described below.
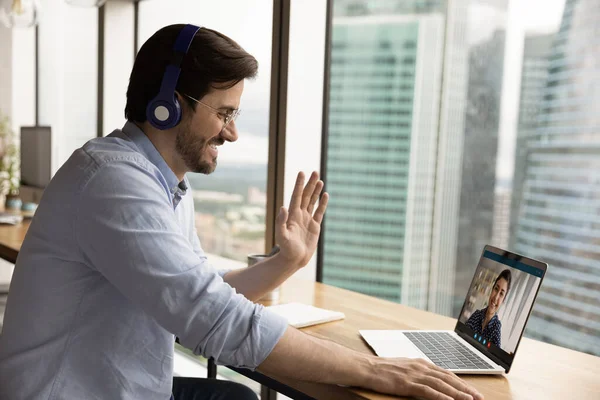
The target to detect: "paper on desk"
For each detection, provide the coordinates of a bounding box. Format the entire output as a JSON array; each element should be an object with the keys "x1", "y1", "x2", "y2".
[
  {"x1": 266, "y1": 302, "x2": 345, "y2": 328},
  {"x1": 0, "y1": 213, "x2": 23, "y2": 225}
]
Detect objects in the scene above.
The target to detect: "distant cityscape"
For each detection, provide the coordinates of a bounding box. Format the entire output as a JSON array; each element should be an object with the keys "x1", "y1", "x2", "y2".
[{"x1": 186, "y1": 164, "x2": 267, "y2": 262}]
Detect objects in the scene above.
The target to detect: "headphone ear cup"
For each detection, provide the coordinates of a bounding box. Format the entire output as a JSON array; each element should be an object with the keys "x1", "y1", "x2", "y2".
[
  {"x1": 145, "y1": 24, "x2": 201, "y2": 130},
  {"x1": 146, "y1": 97, "x2": 181, "y2": 130}
]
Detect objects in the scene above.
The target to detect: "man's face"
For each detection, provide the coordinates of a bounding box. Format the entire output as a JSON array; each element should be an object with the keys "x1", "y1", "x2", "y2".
[{"x1": 175, "y1": 80, "x2": 243, "y2": 174}]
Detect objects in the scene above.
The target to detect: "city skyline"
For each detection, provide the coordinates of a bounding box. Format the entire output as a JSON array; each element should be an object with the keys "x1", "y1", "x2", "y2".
[{"x1": 512, "y1": 0, "x2": 600, "y2": 356}]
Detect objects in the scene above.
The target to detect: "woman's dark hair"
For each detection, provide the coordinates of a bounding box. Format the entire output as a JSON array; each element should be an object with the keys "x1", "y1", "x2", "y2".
[
  {"x1": 125, "y1": 24, "x2": 258, "y2": 122},
  {"x1": 494, "y1": 269, "x2": 512, "y2": 298}
]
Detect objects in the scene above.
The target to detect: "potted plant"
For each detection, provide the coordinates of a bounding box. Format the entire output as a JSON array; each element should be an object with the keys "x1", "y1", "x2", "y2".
[{"x1": 0, "y1": 112, "x2": 21, "y2": 211}]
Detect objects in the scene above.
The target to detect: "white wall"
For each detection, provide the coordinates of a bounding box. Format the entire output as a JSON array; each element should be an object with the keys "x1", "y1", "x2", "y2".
[
  {"x1": 11, "y1": 28, "x2": 36, "y2": 132},
  {"x1": 38, "y1": 0, "x2": 97, "y2": 173},
  {"x1": 284, "y1": 0, "x2": 328, "y2": 281},
  {"x1": 103, "y1": 1, "x2": 134, "y2": 136},
  {"x1": 0, "y1": 25, "x2": 12, "y2": 118}
]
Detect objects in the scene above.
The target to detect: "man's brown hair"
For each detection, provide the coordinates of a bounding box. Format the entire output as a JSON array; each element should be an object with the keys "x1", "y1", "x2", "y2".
[{"x1": 125, "y1": 24, "x2": 258, "y2": 122}]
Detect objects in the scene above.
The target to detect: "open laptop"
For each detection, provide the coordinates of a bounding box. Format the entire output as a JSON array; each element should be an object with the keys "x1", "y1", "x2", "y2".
[{"x1": 360, "y1": 245, "x2": 547, "y2": 374}]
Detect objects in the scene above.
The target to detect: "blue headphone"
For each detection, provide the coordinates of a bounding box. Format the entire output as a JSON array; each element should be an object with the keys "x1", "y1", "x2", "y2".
[{"x1": 146, "y1": 24, "x2": 202, "y2": 130}]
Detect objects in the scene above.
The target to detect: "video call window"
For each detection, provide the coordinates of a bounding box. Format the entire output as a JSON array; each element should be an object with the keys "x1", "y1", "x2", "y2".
[{"x1": 458, "y1": 251, "x2": 543, "y2": 355}]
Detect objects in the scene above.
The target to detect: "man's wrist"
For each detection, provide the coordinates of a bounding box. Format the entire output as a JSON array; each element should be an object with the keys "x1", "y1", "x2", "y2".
[
  {"x1": 354, "y1": 354, "x2": 379, "y2": 388},
  {"x1": 271, "y1": 252, "x2": 303, "y2": 272}
]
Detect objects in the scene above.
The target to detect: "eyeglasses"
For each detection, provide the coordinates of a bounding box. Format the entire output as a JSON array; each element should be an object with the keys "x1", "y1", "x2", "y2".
[{"x1": 181, "y1": 93, "x2": 241, "y2": 129}]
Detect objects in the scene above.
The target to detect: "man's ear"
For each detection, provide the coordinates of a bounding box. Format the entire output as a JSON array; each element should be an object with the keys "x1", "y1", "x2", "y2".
[
  {"x1": 176, "y1": 91, "x2": 196, "y2": 115},
  {"x1": 175, "y1": 91, "x2": 184, "y2": 108}
]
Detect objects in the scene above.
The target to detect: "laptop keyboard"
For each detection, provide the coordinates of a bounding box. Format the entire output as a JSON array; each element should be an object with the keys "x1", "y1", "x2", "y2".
[{"x1": 404, "y1": 332, "x2": 492, "y2": 370}]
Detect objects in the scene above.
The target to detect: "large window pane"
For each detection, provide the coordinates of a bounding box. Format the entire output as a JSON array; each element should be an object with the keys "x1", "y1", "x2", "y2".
[
  {"x1": 138, "y1": 0, "x2": 272, "y2": 264},
  {"x1": 321, "y1": 0, "x2": 453, "y2": 310},
  {"x1": 320, "y1": 0, "x2": 598, "y2": 356}
]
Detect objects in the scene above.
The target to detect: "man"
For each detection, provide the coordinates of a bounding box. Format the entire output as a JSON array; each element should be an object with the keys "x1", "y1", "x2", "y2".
[{"x1": 0, "y1": 24, "x2": 483, "y2": 400}]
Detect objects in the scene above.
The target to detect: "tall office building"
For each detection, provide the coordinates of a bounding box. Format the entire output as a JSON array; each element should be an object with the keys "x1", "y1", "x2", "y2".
[
  {"x1": 453, "y1": 29, "x2": 506, "y2": 316},
  {"x1": 509, "y1": 33, "x2": 554, "y2": 248},
  {"x1": 513, "y1": 0, "x2": 600, "y2": 356},
  {"x1": 322, "y1": 0, "x2": 468, "y2": 315},
  {"x1": 490, "y1": 185, "x2": 511, "y2": 249},
  {"x1": 323, "y1": 12, "x2": 444, "y2": 305}
]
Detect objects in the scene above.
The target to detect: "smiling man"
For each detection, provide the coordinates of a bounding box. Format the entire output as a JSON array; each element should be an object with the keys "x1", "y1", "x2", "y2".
[{"x1": 0, "y1": 25, "x2": 483, "y2": 400}]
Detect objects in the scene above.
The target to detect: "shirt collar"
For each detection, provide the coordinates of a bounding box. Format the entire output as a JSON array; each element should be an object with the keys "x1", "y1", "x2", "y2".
[{"x1": 121, "y1": 121, "x2": 182, "y2": 195}]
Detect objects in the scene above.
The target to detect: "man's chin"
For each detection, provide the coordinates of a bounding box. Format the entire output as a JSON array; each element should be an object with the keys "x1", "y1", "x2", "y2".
[{"x1": 192, "y1": 158, "x2": 217, "y2": 175}]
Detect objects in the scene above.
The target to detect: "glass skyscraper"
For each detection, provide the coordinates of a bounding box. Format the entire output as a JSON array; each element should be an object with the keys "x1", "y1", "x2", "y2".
[
  {"x1": 321, "y1": 0, "x2": 468, "y2": 315},
  {"x1": 510, "y1": 33, "x2": 554, "y2": 247},
  {"x1": 513, "y1": 0, "x2": 600, "y2": 356},
  {"x1": 323, "y1": 13, "x2": 444, "y2": 304}
]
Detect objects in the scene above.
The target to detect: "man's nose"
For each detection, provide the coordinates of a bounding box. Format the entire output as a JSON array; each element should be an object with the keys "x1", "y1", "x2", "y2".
[{"x1": 222, "y1": 120, "x2": 239, "y2": 142}]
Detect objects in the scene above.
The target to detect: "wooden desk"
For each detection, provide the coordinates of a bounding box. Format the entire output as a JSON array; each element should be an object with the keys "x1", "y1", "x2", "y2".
[
  {"x1": 0, "y1": 219, "x2": 29, "y2": 263},
  {"x1": 0, "y1": 222, "x2": 598, "y2": 399},
  {"x1": 239, "y1": 279, "x2": 600, "y2": 400}
]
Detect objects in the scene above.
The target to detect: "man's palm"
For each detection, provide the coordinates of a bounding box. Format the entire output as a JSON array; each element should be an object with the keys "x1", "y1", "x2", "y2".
[{"x1": 275, "y1": 172, "x2": 329, "y2": 268}]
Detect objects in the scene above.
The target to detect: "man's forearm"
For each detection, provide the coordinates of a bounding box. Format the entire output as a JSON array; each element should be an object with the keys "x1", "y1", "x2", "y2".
[
  {"x1": 258, "y1": 326, "x2": 374, "y2": 388},
  {"x1": 221, "y1": 253, "x2": 299, "y2": 301},
  {"x1": 257, "y1": 327, "x2": 485, "y2": 400}
]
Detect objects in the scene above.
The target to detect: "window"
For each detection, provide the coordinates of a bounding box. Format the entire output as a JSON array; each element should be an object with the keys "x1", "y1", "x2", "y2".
[
  {"x1": 138, "y1": 0, "x2": 273, "y2": 265},
  {"x1": 319, "y1": 0, "x2": 599, "y2": 357},
  {"x1": 321, "y1": 0, "x2": 446, "y2": 309}
]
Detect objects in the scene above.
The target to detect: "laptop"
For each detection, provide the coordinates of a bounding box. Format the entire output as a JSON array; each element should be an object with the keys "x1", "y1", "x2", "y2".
[{"x1": 360, "y1": 245, "x2": 547, "y2": 374}]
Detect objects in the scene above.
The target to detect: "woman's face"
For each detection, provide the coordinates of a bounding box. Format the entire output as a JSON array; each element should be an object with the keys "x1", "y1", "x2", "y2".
[{"x1": 488, "y1": 278, "x2": 508, "y2": 315}]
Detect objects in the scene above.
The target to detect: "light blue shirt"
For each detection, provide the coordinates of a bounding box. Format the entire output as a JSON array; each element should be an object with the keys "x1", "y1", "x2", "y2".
[{"x1": 0, "y1": 122, "x2": 288, "y2": 400}]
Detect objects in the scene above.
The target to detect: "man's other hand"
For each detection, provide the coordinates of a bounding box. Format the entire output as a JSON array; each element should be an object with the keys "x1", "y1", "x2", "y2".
[{"x1": 275, "y1": 171, "x2": 329, "y2": 269}]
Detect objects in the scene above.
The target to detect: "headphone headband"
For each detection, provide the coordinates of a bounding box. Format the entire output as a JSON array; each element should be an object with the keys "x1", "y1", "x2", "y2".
[{"x1": 146, "y1": 24, "x2": 202, "y2": 130}]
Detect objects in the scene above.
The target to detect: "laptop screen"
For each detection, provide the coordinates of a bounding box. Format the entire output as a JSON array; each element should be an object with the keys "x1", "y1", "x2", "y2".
[{"x1": 455, "y1": 245, "x2": 546, "y2": 371}]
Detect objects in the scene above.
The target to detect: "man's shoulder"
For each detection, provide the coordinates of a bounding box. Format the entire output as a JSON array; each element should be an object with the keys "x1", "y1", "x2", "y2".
[
  {"x1": 80, "y1": 132, "x2": 152, "y2": 170},
  {"x1": 52, "y1": 133, "x2": 164, "y2": 197}
]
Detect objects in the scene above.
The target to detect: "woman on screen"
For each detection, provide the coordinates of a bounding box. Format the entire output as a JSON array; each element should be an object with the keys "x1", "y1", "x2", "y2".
[{"x1": 466, "y1": 269, "x2": 511, "y2": 348}]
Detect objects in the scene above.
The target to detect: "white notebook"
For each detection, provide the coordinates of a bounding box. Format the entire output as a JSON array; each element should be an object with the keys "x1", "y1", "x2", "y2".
[
  {"x1": 0, "y1": 213, "x2": 23, "y2": 225},
  {"x1": 266, "y1": 302, "x2": 345, "y2": 328}
]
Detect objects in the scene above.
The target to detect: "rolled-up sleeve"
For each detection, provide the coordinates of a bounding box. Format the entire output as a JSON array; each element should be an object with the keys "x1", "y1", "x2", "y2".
[{"x1": 74, "y1": 158, "x2": 288, "y2": 369}]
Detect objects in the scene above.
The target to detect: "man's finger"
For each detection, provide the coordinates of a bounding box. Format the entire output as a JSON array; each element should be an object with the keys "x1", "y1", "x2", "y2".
[
  {"x1": 307, "y1": 180, "x2": 324, "y2": 214},
  {"x1": 313, "y1": 192, "x2": 329, "y2": 224},
  {"x1": 289, "y1": 172, "x2": 305, "y2": 211},
  {"x1": 408, "y1": 383, "x2": 453, "y2": 400},
  {"x1": 420, "y1": 376, "x2": 473, "y2": 400},
  {"x1": 300, "y1": 171, "x2": 320, "y2": 210},
  {"x1": 431, "y1": 370, "x2": 483, "y2": 400}
]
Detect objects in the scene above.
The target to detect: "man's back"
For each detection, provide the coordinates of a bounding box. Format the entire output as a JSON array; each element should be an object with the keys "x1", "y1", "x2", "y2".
[{"x1": 0, "y1": 131, "x2": 182, "y2": 398}]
